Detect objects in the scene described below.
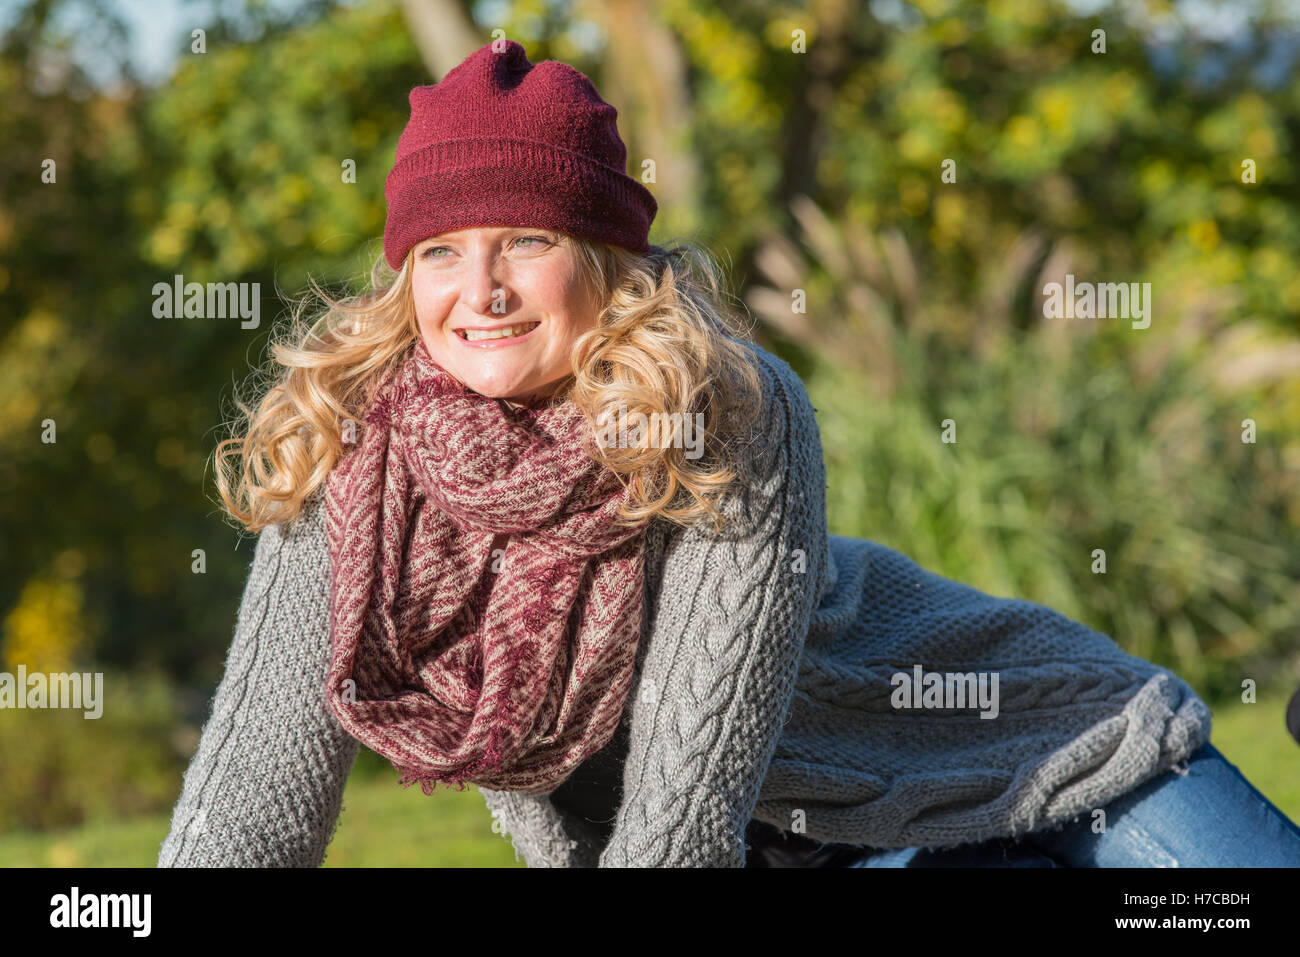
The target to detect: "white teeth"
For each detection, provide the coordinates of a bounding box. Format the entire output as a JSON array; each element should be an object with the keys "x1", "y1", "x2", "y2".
[{"x1": 460, "y1": 322, "x2": 538, "y2": 341}]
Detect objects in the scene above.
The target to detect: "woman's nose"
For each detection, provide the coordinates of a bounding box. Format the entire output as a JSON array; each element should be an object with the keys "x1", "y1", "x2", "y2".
[{"x1": 463, "y1": 254, "x2": 511, "y2": 316}]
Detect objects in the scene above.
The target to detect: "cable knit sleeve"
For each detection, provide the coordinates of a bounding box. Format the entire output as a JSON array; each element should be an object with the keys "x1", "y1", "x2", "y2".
[
  {"x1": 597, "y1": 344, "x2": 831, "y2": 867},
  {"x1": 157, "y1": 495, "x2": 360, "y2": 867}
]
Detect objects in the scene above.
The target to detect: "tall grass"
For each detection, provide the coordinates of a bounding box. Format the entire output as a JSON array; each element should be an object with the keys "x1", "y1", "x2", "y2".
[{"x1": 747, "y1": 199, "x2": 1300, "y2": 702}]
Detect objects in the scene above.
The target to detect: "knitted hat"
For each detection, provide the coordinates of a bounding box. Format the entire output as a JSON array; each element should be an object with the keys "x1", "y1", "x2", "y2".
[{"x1": 383, "y1": 39, "x2": 658, "y2": 270}]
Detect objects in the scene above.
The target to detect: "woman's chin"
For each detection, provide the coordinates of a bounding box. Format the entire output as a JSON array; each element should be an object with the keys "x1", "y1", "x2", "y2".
[
  {"x1": 461, "y1": 374, "x2": 534, "y2": 401},
  {"x1": 444, "y1": 360, "x2": 561, "y2": 403}
]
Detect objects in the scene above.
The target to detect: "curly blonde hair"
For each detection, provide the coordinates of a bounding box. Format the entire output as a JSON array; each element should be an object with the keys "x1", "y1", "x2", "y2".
[{"x1": 212, "y1": 232, "x2": 767, "y2": 536}]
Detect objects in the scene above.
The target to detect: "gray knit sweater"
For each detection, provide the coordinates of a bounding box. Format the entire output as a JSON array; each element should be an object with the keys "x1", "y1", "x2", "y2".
[{"x1": 157, "y1": 341, "x2": 1212, "y2": 867}]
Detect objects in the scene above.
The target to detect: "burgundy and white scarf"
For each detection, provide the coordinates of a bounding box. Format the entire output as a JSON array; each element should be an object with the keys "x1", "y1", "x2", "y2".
[{"x1": 323, "y1": 338, "x2": 648, "y2": 794}]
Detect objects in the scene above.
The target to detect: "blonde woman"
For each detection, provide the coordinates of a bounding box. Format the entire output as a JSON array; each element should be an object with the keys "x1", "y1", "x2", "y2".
[{"x1": 157, "y1": 39, "x2": 1300, "y2": 868}]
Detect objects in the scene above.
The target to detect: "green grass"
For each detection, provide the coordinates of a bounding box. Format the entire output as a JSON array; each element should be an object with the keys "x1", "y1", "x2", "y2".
[
  {"x1": 1, "y1": 690, "x2": 1296, "y2": 867},
  {"x1": 0, "y1": 764, "x2": 523, "y2": 868},
  {"x1": 1199, "y1": 692, "x2": 1300, "y2": 817},
  {"x1": 322, "y1": 773, "x2": 524, "y2": 868}
]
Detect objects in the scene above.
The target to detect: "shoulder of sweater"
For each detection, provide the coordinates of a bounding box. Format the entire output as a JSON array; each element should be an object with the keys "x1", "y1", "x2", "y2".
[
  {"x1": 251, "y1": 491, "x2": 330, "y2": 567},
  {"x1": 726, "y1": 336, "x2": 824, "y2": 486},
  {"x1": 666, "y1": 335, "x2": 823, "y2": 529},
  {"x1": 736, "y1": 336, "x2": 814, "y2": 411},
  {"x1": 641, "y1": 335, "x2": 829, "y2": 581}
]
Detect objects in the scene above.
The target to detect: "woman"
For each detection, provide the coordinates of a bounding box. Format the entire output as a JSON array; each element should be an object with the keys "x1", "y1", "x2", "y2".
[{"x1": 157, "y1": 39, "x2": 1300, "y2": 868}]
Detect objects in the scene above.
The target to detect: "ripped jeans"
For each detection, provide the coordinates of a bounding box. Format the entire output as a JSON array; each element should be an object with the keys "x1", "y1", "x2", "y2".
[{"x1": 849, "y1": 741, "x2": 1300, "y2": 867}]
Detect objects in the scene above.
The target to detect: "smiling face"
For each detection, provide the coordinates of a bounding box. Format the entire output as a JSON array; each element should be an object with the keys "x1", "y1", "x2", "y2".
[{"x1": 409, "y1": 226, "x2": 604, "y2": 405}]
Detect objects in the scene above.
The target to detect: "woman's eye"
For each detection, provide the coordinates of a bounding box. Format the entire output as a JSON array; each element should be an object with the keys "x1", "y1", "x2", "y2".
[{"x1": 420, "y1": 237, "x2": 549, "y2": 260}]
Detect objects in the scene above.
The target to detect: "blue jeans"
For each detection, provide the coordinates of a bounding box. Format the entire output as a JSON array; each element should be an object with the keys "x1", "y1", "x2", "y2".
[{"x1": 849, "y1": 742, "x2": 1300, "y2": 867}]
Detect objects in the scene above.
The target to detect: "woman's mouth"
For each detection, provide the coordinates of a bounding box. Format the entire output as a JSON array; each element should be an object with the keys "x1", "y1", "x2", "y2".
[{"x1": 455, "y1": 321, "x2": 540, "y2": 347}]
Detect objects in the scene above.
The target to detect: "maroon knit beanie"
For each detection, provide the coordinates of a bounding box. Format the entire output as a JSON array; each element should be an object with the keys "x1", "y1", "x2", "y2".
[{"x1": 383, "y1": 39, "x2": 658, "y2": 270}]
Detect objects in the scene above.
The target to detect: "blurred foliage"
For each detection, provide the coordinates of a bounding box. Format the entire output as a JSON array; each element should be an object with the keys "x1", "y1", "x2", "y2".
[
  {"x1": 748, "y1": 199, "x2": 1299, "y2": 699},
  {"x1": 0, "y1": 669, "x2": 186, "y2": 832},
  {"x1": 2, "y1": 573, "x2": 86, "y2": 673},
  {"x1": 1, "y1": 0, "x2": 1299, "y2": 833},
  {"x1": 140, "y1": 0, "x2": 419, "y2": 282},
  {"x1": 0, "y1": 0, "x2": 423, "y2": 690}
]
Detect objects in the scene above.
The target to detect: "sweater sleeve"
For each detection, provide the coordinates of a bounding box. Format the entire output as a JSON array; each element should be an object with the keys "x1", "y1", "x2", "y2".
[
  {"x1": 157, "y1": 495, "x2": 360, "y2": 867},
  {"x1": 597, "y1": 345, "x2": 832, "y2": 867}
]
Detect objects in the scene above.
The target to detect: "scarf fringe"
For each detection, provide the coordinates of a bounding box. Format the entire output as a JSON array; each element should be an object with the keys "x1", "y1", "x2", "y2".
[
  {"x1": 392, "y1": 723, "x2": 510, "y2": 796},
  {"x1": 396, "y1": 767, "x2": 475, "y2": 796}
]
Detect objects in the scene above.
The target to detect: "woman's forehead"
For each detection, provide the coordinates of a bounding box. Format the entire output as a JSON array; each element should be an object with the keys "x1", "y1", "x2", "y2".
[{"x1": 424, "y1": 226, "x2": 562, "y2": 241}]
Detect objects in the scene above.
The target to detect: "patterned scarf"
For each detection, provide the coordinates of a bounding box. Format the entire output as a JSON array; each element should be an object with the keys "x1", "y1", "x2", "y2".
[{"x1": 323, "y1": 338, "x2": 648, "y2": 794}]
